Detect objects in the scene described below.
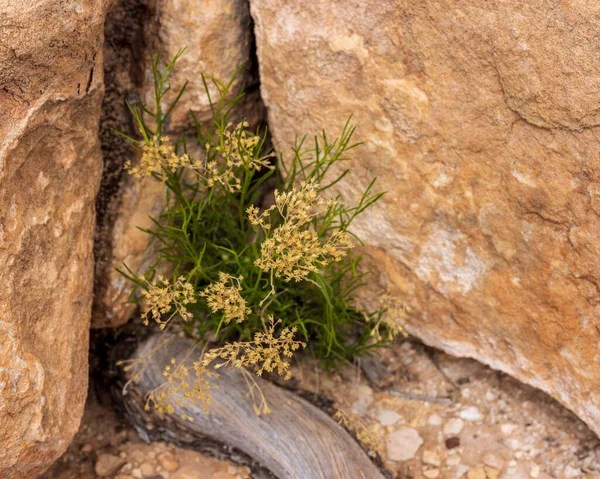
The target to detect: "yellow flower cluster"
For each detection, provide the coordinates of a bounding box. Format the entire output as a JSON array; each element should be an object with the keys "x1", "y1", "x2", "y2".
[
  {"x1": 206, "y1": 121, "x2": 275, "y2": 192},
  {"x1": 369, "y1": 295, "x2": 409, "y2": 341},
  {"x1": 125, "y1": 136, "x2": 196, "y2": 180},
  {"x1": 145, "y1": 358, "x2": 218, "y2": 418},
  {"x1": 140, "y1": 276, "x2": 196, "y2": 328},
  {"x1": 203, "y1": 317, "x2": 306, "y2": 380},
  {"x1": 334, "y1": 409, "x2": 383, "y2": 455},
  {"x1": 248, "y1": 181, "x2": 352, "y2": 287},
  {"x1": 199, "y1": 273, "x2": 250, "y2": 324}
]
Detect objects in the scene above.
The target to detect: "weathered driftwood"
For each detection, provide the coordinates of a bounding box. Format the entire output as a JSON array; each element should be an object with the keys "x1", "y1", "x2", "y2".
[{"x1": 123, "y1": 334, "x2": 387, "y2": 479}]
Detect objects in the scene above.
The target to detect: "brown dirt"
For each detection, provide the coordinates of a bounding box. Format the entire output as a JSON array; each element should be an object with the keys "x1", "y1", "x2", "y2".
[{"x1": 41, "y1": 392, "x2": 250, "y2": 479}]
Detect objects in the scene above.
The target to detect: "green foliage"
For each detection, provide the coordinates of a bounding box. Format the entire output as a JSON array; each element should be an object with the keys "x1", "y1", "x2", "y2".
[{"x1": 118, "y1": 50, "x2": 404, "y2": 367}]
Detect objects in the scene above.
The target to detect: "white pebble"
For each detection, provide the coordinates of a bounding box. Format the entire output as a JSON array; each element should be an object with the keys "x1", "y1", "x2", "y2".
[
  {"x1": 564, "y1": 465, "x2": 582, "y2": 478},
  {"x1": 459, "y1": 406, "x2": 482, "y2": 422},
  {"x1": 423, "y1": 469, "x2": 440, "y2": 478},
  {"x1": 443, "y1": 418, "x2": 464, "y2": 435},
  {"x1": 377, "y1": 409, "x2": 402, "y2": 426},
  {"x1": 507, "y1": 438, "x2": 521, "y2": 450},
  {"x1": 501, "y1": 423, "x2": 518, "y2": 435},
  {"x1": 428, "y1": 414, "x2": 443, "y2": 426}
]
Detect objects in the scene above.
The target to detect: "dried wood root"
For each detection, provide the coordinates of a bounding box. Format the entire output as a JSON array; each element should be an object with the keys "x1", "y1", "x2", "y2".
[{"x1": 120, "y1": 334, "x2": 387, "y2": 479}]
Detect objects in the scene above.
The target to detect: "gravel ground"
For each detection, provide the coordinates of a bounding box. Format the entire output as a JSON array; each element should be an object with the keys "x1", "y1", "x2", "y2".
[
  {"x1": 292, "y1": 340, "x2": 600, "y2": 479},
  {"x1": 43, "y1": 339, "x2": 600, "y2": 479}
]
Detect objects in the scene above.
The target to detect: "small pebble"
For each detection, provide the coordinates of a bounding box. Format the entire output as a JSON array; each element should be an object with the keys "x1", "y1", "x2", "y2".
[
  {"x1": 422, "y1": 449, "x2": 441, "y2": 467},
  {"x1": 564, "y1": 465, "x2": 581, "y2": 478},
  {"x1": 467, "y1": 466, "x2": 486, "y2": 479},
  {"x1": 507, "y1": 438, "x2": 521, "y2": 450},
  {"x1": 157, "y1": 452, "x2": 179, "y2": 472},
  {"x1": 139, "y1": 462, "x2": 155, "y2": 477},
  {"x1": 423, "y1": 469, "x2": 440, "y2": 478},
  {"x1": 460, "y1": 406, "x2": 482, "y2": 422},
  {"x1": 485, "y1": 466, "x2": 500, "y2": 479},
  {"x1": 80, "y1": 443, "x2": 93, "y2": 454},
  {"x1": 445, "y1": 437, "x2": 460, "y2": 449},
  {"x1": 428, "y1": 414, "x2": 443, "y2": 426},
  {"x1": 443, "y1": 418, "x2": 464, "y2": 435},
  {"x1": 446, "y1": 455, "x2": 461, "y2": 466},
  {"x1": 386, "y1": 428, "x2": 423, "y2": 461},
  {"x1": 501, "y1": 423, "x2": 518, "y2": 435},
  {"x1": 95, "y1": 454, "x2": 126, "y2": 477},
  {"x1": 377, "y1": 409, "x2": 402, "y2": 426}
]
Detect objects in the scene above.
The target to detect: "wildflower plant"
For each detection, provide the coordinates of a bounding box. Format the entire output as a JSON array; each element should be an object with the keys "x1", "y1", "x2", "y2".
[
  {"x1": 146, "y1": 357, "x2": 218, "y2": 419},
  {"x1": 199, "y1": 272, "x2": 250, "y2": 325},
  {"x1": 117, "y1": 50, "x2": 405, "y2": 415},
  {"x1": 202, "y1": 317, "x2": 306, "y2": 381},
  {"x1": 139, "y1": 275, "x2": 196, "y2": 328}
]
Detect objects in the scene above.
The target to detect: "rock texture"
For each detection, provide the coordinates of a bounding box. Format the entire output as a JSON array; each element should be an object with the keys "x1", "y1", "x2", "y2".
[
  {"x1": 0, "y1": 0, "x2": 110, "y2": 476},
  {"x1": 93, "y1": 0, "x2": 264, "y2": 327},
  {"x1": 249, "y1": 0, "x2": 600, "y2": 436}
]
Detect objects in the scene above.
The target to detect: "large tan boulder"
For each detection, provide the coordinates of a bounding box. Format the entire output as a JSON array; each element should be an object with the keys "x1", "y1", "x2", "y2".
[
  {"x1": 250, "y1": 0, "x2": 600, "y2": 436},
  {"x1": 93, "y1": 0, "x2": 264, "y2": 328},
  {"x1": 0, "y1": 0, "x2": 110, "y2": 476}
]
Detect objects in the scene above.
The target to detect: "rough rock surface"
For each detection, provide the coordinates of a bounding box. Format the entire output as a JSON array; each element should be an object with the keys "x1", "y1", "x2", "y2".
[
  {"x1": 249, "y1": 0, "x2": 600, "y2": 436},
  {"x1": 93, "y1": 0, "x2": 264, "y2": 327},
  {"x1": 0, "y1": 0, "x2": 110, "y2": 476}
]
